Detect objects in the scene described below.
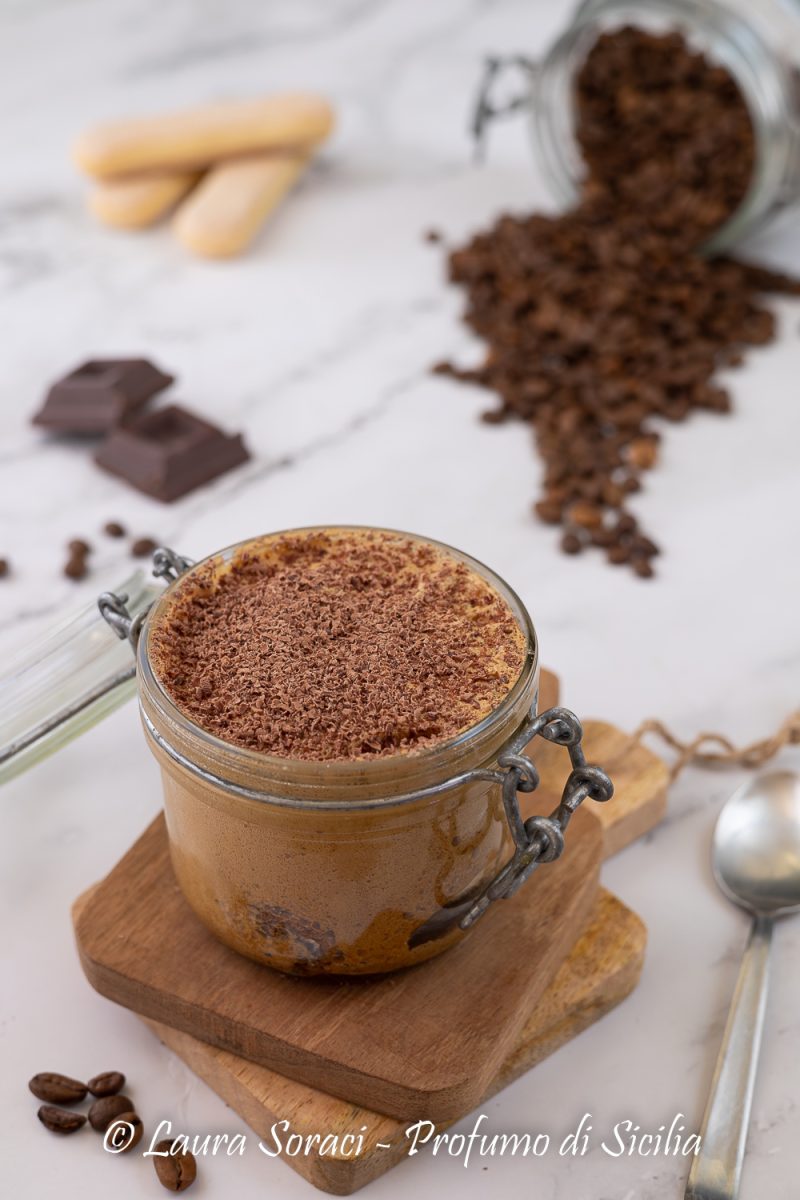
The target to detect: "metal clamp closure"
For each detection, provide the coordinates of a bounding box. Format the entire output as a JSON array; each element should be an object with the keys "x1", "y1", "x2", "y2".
[
  {"x1": 472, "y1": 54, "x2": 538, "y2": 159},
  {"x1": 458, "y1": 706, "x2": 614, "y2": 930},
  {"x1": 98, "y1": 546, "x2": 194, "y2": 649}
]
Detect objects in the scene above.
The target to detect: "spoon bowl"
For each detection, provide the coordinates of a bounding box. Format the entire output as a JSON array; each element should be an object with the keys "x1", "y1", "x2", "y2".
[{"x1": 713, "y1": 770, "x2": 800, "y2": 916}]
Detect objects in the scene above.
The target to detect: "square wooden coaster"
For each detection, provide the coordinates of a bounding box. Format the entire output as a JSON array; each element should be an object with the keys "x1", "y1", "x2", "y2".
[{"x1": 144, "y1": 889, "x2": 645, "y2": 1194}]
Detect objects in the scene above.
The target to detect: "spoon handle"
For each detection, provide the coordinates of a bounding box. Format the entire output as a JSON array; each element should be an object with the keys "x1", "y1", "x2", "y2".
[{"x1": 685, "y1": 914, "x2": 772, "y2": 1200}]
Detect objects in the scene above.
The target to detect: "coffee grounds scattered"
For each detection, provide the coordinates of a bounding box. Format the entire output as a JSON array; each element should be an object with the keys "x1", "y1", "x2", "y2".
[
  {"x1": 436, "y1": 27, "x2": 800, "y2": 574},
  {"x1": 149, "y1": 529, "x2": 527, "y2": 761}
]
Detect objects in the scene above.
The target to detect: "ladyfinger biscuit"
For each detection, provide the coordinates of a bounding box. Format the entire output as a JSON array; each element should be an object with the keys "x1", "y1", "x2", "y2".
[
  {"x1": 172, "y1": 154, "x2": 310, "y2": 258},
  {"x1": 74, "y1": 93, "x2": 333, "y2": 179},
  {"x1": 89, "y1": 171, "x2": 199, "y2": 229}
]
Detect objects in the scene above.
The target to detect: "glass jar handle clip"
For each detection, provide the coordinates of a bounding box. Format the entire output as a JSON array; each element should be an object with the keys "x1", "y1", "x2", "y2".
[
  {"x1": 471, "y1": 55, "x2": 538, "y2": 160},
  {"x1": 459, "y1": 706, "x2": 613, "y2": 930}
]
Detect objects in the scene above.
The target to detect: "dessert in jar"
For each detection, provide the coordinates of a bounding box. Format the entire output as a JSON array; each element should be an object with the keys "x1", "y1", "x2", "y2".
[{"x1": 139, "y1": 527, "x2": 607, "y2": 975}]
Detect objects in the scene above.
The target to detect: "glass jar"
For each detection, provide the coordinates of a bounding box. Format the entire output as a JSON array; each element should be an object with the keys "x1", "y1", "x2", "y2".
[
  {"x1": 0, "y1": 529, "x2": 613, "y2": 977},
  {"x1": 138, "y1": 530, "x2": 541, "y2": 977},
  {"x1": 480, "y1": 0, "x2": 800, "y2": 252}
]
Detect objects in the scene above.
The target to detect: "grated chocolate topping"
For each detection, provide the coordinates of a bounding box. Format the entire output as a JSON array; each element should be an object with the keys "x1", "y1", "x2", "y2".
[{"x1": 148, "y1": 529, "x2": 528, "y2": 761}]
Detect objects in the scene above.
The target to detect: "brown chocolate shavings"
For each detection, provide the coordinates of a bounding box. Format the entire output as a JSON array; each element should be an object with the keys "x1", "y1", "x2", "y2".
[{"x1": 148, "y1": 529, "x2": 527, "y2": 761}]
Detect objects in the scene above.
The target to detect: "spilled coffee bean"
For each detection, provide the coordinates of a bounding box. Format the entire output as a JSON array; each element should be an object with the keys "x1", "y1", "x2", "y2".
[
  {"x1": 28, "y1": 1073, "x2": 88, "y2": 1105},
  {"x1": 87, "y1": 1071, "x2": 126, "y2": 1098},
  {"x1": 153, "y1": 1139, "x2": 198, "y2": 1192},
  {"x1": 131, "y1": 536, "x2": 159, "y2": 558},
  {"x1": 37, "y1": 1105, "x2": 87, "y2": 1134},
  {"x1": 106, "y1": 1112, "x2": 143, "y2": 1153},
  {"x1": 88, "y1": 1093, "x2": 134, "y2": 1132}
]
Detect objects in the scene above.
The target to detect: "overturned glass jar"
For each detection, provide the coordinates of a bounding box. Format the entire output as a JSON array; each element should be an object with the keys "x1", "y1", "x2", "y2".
[{"x1": 475, "y1": 0, "x2": 800, "y2": 252}]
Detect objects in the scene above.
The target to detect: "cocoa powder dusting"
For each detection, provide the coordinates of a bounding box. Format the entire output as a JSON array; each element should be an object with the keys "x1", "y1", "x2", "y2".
[
  {"x1": 149, "y1": 530, "x2": 527, "y2": 761},
  {"x1": 437, "y1": 28, "x2": 800, "y2": 574}
]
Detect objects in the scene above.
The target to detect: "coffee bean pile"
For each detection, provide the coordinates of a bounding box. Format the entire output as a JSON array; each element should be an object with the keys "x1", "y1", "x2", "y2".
[
  {"x1": 28, "y1": 1070, "x2": 196, "y2": 1192},
  {"x1": 436, "y1": 27, "x2": 800, "y2": 574}
]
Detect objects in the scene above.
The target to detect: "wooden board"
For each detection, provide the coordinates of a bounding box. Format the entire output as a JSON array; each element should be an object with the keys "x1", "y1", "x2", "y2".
[
  {"x1": 144, "y1": 889, "x2": 645, "y2": 1194},
  {"x1": 552, "y1": 720, "x2": 668, "y2": 857},
  {"x1": 75, "y1": 805, "x2": 601, "y2": 1124}
]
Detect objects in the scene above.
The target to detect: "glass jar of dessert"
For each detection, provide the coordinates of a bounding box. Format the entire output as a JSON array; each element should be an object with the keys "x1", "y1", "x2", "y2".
[
  {"x1": 475, "y1": 0, "x2": 800, "y2": 252},
  {"x1": 0, "y1": 527, "x2": 613, "y2": 976}
]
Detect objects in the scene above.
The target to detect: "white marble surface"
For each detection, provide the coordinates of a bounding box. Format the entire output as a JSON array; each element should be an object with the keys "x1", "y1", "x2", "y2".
[{"x1": 2, "y1": 1, "x2": 800, "y2": 1197}]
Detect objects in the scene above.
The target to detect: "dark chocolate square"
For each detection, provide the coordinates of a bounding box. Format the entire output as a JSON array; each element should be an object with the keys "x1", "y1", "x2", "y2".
[
  {"x1": 94, "y1": 404, "x2": 250, "y2": 502},
  {"x1": 33, "y1": 358, "x2": 174, "y2": 434}
]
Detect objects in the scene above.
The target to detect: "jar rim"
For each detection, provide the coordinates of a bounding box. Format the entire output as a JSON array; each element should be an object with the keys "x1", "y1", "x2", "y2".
[{"x1": 137, "y1": 526, "x2": 539, "y2": 807}]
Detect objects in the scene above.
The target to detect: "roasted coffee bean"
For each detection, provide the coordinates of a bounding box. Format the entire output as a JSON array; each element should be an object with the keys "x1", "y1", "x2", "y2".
[
  {"x1": 29, "y1": 1072, "x2": 88, "y2": 1104},
  {"x1": 437, "y1": 26, "x2": 800, "y2": 575},
  {"x1": 633, "y1": 557, "x2": 655, "y2": 579},
  {"x1": 37, "y1": 1105, "x2": 87, "y2": 1134},
  {"x1": 67, "y1": 539, "x2": 91, "y2": 556},
  {"x1": 64, "y1": 555, "x2": 88, "y2": 581},
  {"x1": 88, "y1": 1093, "x2": 134, "y2": 1132},
  {"x1": 87, "y1": 1070, "x2": 125, "y2": 1098},
  {"x1": 627, "y1": 439, "x2": 658, "y2": 470},
  {"x1": 568, "y1": 501, "x2": 604, "y2": 530},
  {"x1": 601, "y1": 482, "x2": 625, "y2": 507},
  {"x1": 0, "y1": 558, "x2": 10, "y2": 578},
  {"x1": 103, "y1": 521, "x2": 126, "y2": 538},
  {"x1": 534, "y1": 498, "x2": 563, "y2": 525},
  {"x1": 131, "y1": 537, "x2": 158, "y2": 558},
  {"x1": 632, "y1": 535, "x2": 660, "y2": 558},
  {"x1": 153, "y1": 1140, "x2": 197, "y2": 1192},
  {"x1": 607, "y1": 543, "x2": 631, "y2": 566},
  {"x1": 64, "y1": 556, "x2": 88, "y2": 579},
  {"x1": 590, "y1": 527, "x2": 616, "y2": 549},
  {"x1": 105, "y1": 1112, "x2": 143, "y2": 1153},
  {"x1": 561, "y1": 532, "x2": 583, "y2": 556},
  {"x1": 614, "y1": 514, "x2": 638, "y2": 537}
]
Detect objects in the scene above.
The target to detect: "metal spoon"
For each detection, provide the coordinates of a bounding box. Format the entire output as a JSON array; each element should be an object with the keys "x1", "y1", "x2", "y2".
[{"x1": 686, "y1": 770, "x2": 800, "y2": 1200}]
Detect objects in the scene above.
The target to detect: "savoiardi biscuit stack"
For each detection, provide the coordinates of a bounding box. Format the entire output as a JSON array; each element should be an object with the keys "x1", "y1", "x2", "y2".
[{"x1": 73, "y1": 92, "x2": 334, "y2": 257}]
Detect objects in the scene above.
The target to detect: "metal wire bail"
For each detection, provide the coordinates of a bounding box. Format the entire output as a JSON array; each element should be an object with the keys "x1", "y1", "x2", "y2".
[
  {"x1": 459, "y1": 705, "x2": 614, "y2": 930},
  {"x1": 471, "y1": 54, "x2": 538, "y2": 160},
  {"x1": 98, "y1": 546, "x2": 193, "y2": 648}
]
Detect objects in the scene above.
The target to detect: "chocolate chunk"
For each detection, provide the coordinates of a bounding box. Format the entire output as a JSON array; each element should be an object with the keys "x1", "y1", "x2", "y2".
[
  {"x1": 94, "y1": 405, "x2": 249, "y2": 502},
  {"x1": 0, "y1": 558, "x2": 9, "y2": 578},
  {"x1": 33, "y1": 359, "x2": 174, "y2": 435}
]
